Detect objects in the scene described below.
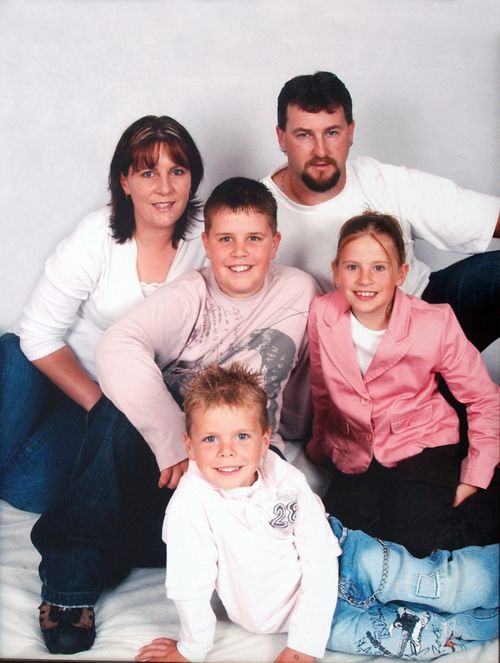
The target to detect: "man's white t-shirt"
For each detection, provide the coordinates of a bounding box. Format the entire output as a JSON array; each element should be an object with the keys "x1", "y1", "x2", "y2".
[{"x1": 262, "y1": 156, "x2": 499, "y2": 294}]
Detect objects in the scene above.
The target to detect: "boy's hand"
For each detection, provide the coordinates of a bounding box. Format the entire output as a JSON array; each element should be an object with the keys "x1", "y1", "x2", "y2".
[
  {"x1": 158, "y1": 459, "x2": 189, "y2": 489},
  {"x1": 453, "y1": 482, "x2": 478, "y2": 507},
  {"x1": 135, "y1": 637, "x2": 190, "y2": 662},
  {"x1": 274, "y1": 646, "x2": 316, "y2": 663}
]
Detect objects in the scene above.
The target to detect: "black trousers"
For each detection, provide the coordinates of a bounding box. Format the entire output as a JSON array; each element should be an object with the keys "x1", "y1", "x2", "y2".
[{"x1": 322, "y1": 444, "x2": 500, "y2": 558}]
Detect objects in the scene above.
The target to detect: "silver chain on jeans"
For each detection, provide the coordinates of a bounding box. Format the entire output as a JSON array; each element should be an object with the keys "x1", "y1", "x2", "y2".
[{"x1": 338, "y1": 539, "x2": 390, "y2": 609}]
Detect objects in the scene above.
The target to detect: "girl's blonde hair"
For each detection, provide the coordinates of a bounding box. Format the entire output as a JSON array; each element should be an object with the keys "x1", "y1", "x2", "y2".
[{"x1": 334, "y1": 211, "x2": 406, "y2": 267}]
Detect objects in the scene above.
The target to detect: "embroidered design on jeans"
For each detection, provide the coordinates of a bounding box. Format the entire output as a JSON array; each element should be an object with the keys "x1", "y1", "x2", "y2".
[{"x1": 389, "y1": 607, "x2": 430, "y2": 657}]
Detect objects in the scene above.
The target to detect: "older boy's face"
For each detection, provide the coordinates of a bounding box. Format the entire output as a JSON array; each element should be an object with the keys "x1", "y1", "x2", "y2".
[
  {"x1": 202, "y1": 208, "x2": 281, "y2": 299},
  {"x1": 184, "y1": 404, "x2": 271, "y2": 489}
]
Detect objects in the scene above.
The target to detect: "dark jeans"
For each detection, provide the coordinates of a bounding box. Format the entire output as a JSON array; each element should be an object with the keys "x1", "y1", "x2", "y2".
[
  {"x1": 322, "y1": 444, "x2": 500, "y2": 558},
  {"x1": 422, "y1": 250, "x2": 500, "y2": 449},
  {"x1": 0, "y1": 333, "x2": 87, "y2": 512},
  {"x1": 30, "y1": 396, "x2": 170, "y2": 607},
  {"x1": 422, "y1": 250, "x2": 500, "y2": 352}
]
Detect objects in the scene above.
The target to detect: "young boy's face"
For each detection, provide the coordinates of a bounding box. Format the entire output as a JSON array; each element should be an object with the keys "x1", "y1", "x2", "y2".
[
  {"x1": 202, "y1": 208, "x2": 281, "y2": 299},
  {"x1": 184, "y1": 404, "x2": 271, "y2": 489}
]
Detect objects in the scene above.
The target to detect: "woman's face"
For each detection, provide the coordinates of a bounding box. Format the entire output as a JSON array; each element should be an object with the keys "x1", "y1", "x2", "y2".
[{"x1": 120, "y1": 144, "x2": 191, "y2": 236}]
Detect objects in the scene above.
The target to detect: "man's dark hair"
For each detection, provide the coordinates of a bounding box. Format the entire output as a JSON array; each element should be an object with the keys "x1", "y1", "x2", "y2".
[
  {"x1": 277, "y1": 71, "x2": 353, "y2": 129},
  {"x1": 203, "y1": 177, "x2": 278, "y2": 234}
]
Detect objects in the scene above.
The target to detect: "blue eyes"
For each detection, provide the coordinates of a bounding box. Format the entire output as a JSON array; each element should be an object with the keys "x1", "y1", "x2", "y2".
[
  {"x1": 296, "y1": 130, "x2": 339, "y2": 139},
  {"x1": 219, "y1": 236, "x2": 261, "y2": 243},
  {"x1": 202, "y1": 433, "x2": 250, "y2": 444},
  {"x1": 345, "y1": 264, "x2": 386, "y2": 272}
]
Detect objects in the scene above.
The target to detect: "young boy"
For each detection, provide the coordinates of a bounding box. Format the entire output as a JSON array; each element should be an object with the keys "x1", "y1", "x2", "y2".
[{"x1": 136, "y1": 364, "x2": 499, "y2": 663}]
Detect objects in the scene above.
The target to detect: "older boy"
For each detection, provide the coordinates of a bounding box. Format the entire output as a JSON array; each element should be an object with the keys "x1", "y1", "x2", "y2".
[
  {"x1": 31, "y1": 177, "x2": 319, "y2": 654},
  {"x1": 95, "y1": 176, "x2": 318, "y2": 476},
  {"x1": 136, "y1": 364, "x2": 499, "y2": 663}
]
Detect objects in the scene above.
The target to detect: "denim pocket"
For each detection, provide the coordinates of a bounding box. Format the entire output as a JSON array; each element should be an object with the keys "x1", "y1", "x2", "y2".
[{"x1": 415, "y1": 571, "x2": 440, "y2": 599}]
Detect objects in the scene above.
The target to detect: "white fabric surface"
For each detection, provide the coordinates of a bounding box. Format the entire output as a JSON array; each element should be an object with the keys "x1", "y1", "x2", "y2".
[{"x1": 1, "y1": 451, "x2": 498, "y2": 662}]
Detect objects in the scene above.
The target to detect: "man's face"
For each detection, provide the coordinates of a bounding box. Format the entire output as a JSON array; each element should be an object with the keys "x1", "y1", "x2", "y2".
[
  {"x1": 202, "y1": 208, "x2": 281, "y2": 299},
  {"x1": 276, "y1": 104, "x2": 355, "y2": 195},
  {"x1": 184, "y1": 404, "x2": 271, "y2": 489}
]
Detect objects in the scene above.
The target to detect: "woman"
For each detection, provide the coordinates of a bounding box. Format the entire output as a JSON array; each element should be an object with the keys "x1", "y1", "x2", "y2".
[{"x1": 0, "y1": 115, "x2": 206, "y2": 513}]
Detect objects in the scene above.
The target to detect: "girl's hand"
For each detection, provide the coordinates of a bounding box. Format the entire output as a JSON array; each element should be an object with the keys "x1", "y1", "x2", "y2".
[
  {"x1": 158, "y1": 459, "x2": 189, "y2": 489},
  {"x1": 135, "y1": 637, "x2": 190, "y2": 662},
  {"x1": 274, "y1": 647, "x2": 316, "y2": 663},
  {"x1": 453, "y1": 482, "x2": 479, "y2": 507}
]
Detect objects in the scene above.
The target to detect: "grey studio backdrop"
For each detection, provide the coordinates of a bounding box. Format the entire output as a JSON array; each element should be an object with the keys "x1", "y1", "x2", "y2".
[{"x1": 1, "y1": 0, "x2": 499, "y2": 378}]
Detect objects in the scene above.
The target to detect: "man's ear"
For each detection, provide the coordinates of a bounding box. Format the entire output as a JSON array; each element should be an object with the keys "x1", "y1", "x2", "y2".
[
  {"x1": 184, "y1": 431, "x2": 195, "y2": 460},
  {"x1": 347, "y1": 120, "x2": 356, "y2": 147},
  {"x1": 276, "y1": 125, "x2": 286, "y2": 152}
]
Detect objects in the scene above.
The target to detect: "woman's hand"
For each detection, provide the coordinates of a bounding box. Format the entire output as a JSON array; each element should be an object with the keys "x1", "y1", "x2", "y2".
[
  {"x1": 33, "y1": 345, "x2": 102, "y2": 411},
  {"x1": 453, "y1": 482, "x2": 479, "y2": 507},
  {"x1": 158, "y1": 459, "x2": 189, "y2": 489},
  {"x1": 274, "y1": 647, "x2": 316, "y2": 663},
  {"x1": 135, "y1": 637, "x2": 189, "y2": 662}
]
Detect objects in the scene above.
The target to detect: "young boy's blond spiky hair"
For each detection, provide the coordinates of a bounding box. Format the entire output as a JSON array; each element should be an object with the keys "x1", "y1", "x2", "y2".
[{"x1": 183, "y1": 363, "x2": 269, "y2": 435}]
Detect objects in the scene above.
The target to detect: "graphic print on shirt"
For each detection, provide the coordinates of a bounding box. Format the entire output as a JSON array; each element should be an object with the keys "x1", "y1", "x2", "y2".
[
  {"x1": 269, "y1": 499, "x2": 298, "y2": 531},
  {"x1": 162, "y1": 300, "x2": 298, "y2": 432}
]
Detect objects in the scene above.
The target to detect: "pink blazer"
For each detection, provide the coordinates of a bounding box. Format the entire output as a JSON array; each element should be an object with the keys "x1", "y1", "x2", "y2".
[{"x1": 307, "y1": 288, "x2": 499, "y2": 489}]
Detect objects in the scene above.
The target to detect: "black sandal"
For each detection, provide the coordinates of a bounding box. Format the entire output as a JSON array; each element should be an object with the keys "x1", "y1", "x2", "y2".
[{"x1": 38, "y1": 602, "x2": 96, "y2": 654}]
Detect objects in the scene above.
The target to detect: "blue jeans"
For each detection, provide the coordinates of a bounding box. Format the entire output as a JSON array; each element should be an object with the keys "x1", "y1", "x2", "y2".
[
  {"x1": 0, "y1": 333, "x2": 87, "y2": 513},
  {"x1": 422, "y1": 251, "x2": 500, "y2": 352},
  {"x1": 328, "y1": 518, "x2": 499, "y2": 658},
  {"x1": 31, "y1": 395, "x2": 170, "y2": 606}
]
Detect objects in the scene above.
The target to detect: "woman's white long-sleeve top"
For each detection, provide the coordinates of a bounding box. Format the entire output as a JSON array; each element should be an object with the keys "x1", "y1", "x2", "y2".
[{"x1": 19, "y1": 206, "x2": 207, "y2": 380}]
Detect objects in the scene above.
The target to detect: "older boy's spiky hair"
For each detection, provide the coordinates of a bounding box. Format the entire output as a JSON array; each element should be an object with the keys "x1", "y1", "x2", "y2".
[{"x1": 184, "y1": 363, "x2": 269, "y2": 434}]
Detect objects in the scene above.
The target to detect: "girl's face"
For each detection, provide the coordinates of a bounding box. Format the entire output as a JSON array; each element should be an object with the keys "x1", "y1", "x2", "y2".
[{"x1": 333, "y1": 233, "x2": 408, "y2": 330}]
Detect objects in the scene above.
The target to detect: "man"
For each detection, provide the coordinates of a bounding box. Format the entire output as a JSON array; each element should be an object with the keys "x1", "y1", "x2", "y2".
[
  {"x1": 262, "y1": 71, "x2": 500, "y2": 351},
  {"x1": 30, "y1": 177, "x2": 319, "y2": 655}
]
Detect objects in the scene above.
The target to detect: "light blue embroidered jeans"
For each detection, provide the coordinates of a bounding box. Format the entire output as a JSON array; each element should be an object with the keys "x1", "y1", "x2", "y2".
[{"x1": 327, "y1": 518, "x2": 499, "y2": 659}]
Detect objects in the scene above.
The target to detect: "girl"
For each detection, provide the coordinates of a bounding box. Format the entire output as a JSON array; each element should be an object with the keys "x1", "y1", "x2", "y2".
[{"x1": 306, "y1": 211, "x2": 499, "y2": 557}]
